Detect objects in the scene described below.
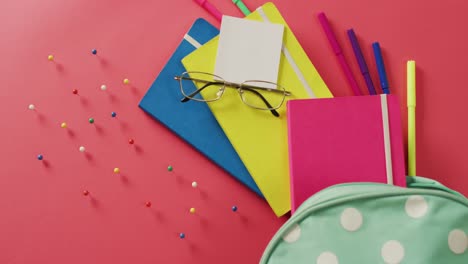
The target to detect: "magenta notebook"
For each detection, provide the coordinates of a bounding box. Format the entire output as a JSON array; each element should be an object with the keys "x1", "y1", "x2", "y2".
[{"x1": 287, "y1": 95, "x2": 406, "y2": 213}]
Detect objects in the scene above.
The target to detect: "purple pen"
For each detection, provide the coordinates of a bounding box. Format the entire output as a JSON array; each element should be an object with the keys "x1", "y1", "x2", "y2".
[{"x1": 347, "y1": 29, "x2": 376, "y2": 95}]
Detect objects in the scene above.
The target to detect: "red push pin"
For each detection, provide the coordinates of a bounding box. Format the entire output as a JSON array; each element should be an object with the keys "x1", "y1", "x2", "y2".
[
  {"x1": 83, "y1": 190, "x2": 90, "y2": 196},
  {"x1": 145, "y1": 201, "x2": 152, "y2": 207},
  {"x1": 72, "y1": 89, "x2": 78, "y2": 95},
  {"x1": 128, "y1": 139, "x2": 135, "y2": 145}
]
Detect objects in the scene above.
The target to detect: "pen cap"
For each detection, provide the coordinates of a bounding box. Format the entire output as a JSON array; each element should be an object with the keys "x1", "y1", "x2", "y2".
[
  {"x1": 347, "y1": 29, "x2": 368, "y2": 74},
  {"x1": 232, "y1": 0, "x2": 251, "y2": 15},
  {"x1": 372, "y1": 42, "x2": 389, "y2": 91},
  {"x1": 407, "y1": 60, "x2": 416, "y2": 107},
  {"x1": 194, "y1": 0, "x2": 206, "y2": 5},
  {"x1": 317, "y1": 12, "x2": 342, "y2": 55}
]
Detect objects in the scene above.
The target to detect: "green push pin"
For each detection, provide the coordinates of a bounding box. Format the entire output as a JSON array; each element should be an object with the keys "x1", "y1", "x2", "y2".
[
  {"x1": 88, "y1": 118, "x2": 94, "y2": 124},
  {"x1": 167, "y1": 165, "x2": 173, "y2": 172}
]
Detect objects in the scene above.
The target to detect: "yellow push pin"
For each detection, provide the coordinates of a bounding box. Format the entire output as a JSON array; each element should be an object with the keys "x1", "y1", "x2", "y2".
[
  {"x1": 123, "y1": 78, "x2": 130, "y2": 85},
  {"x1": 113, "y1": 167, "x2": 120, "y2": 174},
  {"x1": 48, "y1": 55, "x2": 54, "y2": 61},
  {"x1": 60, "y1": 122, "x2": 67, "y2": 128},
  {"x1": 190, "y1": 208, "x2": 196, "y2": 214}
]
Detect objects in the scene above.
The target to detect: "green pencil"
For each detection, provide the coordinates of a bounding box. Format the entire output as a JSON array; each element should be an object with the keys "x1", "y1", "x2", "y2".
[{"x1": 232, "y1": 0, "x2": 251, "y2": 16}]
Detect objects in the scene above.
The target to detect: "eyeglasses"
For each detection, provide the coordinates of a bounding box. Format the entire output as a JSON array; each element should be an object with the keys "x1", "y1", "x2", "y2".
[{"x1": 174, "y1": 71, "x2": 292, "y2": 117}]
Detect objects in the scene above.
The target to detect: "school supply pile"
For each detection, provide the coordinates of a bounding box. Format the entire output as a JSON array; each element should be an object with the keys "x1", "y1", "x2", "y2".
[{"x1": 140, "y1": 1, "x2": 468, "y2": 262}]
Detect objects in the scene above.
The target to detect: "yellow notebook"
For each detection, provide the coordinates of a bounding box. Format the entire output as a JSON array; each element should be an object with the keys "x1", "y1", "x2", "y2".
[{"x1": 182, "y1": 2, "x2": 333, "y2": 216}]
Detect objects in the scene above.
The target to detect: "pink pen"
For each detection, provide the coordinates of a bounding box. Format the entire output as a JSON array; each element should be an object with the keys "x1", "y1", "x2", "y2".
[
  {"x1": 317, "y1": 12, "x2": 361, "y2": 96},
  {"x1": 193, "y1": 0, "x2": 223, "y2": 22}
]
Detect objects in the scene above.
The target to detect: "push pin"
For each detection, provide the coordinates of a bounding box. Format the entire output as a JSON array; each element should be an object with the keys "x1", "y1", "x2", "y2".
[
  {"x1": 179, "y1": 233, "x2": 185, "y2": 239},
  {"x1": 232, "y1": 206, "x2": 238, "y2": 212},
  {"x1": 79, "y1": 146, "x2": 86, "y2": 152},
  {"x1": 83, "y1": 190, "x2": 90, "y2": 196},
  {"x1": 88, "y1": 118, "x2": 94, "y2": 124},
  {"x1": 72, "y1": 89, "x2": 78, "y2": 95},
  {"x1": 145, "y1": 201, "x2": 152, "y2": 207},
  {"x1": 113, "y1": 167, "x2": 120, "y2": 174},
  {"x1": 123, "y1": 78, "x2": 130, "y2": 85},
  {"x1": 100, "y1": 84, "x2": 107, "y2": 91},
  {"x1": 167, "y1": 165, "x2": 173, "y2": 172},
  {"x1": 190, "y1": 208, "x2": 196, "y2": 214},
  {"x1": 91, "y1": 49, "x2": 97, "y2": 55},
  {"x1": 61, "y1": 122, "x2": 67, "y2": 129},
  {"x1": 191, "y1": 181, "x2": 198, "y2": 188},
  {"x1": 111, "y1": 112, "x2": 117, "y2": 118},
  {"x1": 128, "y1": 139, "x2": 134, "y2": 145},
  {"x1": 37, "y1": 154, "x2": 43, "y2": 161},
  {"x1": 28, "y1": 104, "x2": 36, "y2": 110},
  {"x1": 47, "y1": 55, "x2": 54, "y2": 61}
]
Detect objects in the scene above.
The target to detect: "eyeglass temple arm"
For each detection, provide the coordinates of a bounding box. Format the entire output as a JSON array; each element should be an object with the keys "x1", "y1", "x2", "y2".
[
  {"x1": 176, "y1": 76, "x2": 281, "y2": 117},
  {"x1": 180, "y1": 81, "x2": 225, "y2": 102},
  {"x1": 177, "y1": 76, "x2": 291, "y2": 95},
  {"x1": 181, "y1": 82, "x2": 279, "y2": 117},
  {"x1": 241, "y1": 87, "x2": 280, "y2": 117},
  {"x1": 241, "y1": 83, "x2": 292, "y2": 96}
]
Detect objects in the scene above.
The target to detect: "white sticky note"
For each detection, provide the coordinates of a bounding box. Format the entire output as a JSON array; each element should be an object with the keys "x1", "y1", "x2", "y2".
[{"x1": 214, "y1": 16, "x2": 284, "y2": 88}]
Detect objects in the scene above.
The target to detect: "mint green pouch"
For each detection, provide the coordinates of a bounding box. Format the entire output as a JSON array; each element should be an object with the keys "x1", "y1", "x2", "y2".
[{"x1": 261, "y1": 177, "x2": 468, "y2": 263}]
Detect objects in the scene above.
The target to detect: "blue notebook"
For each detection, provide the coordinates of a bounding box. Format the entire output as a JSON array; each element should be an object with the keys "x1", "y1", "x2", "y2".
[{"x1": 139, "y1": 18, "x2": 262, "y2": 197}]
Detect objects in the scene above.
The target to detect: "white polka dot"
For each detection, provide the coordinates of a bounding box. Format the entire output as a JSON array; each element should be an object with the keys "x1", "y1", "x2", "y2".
[
  {"x1": 316, "y1": 251, "x2": 338, "y2": 264},
  {"x1": 282, "y1": 224, "x2": 301, "y2": 243},
  {"x1": 340, "y1": 207, "x2": 363, "y2": 232},
  {"x1": 381, "y1": 240, "x2": 405, "y2": 264},
  {"x1": 448, "y1": 229, "x2": 467, "y2": 254},
  {"x1": 405, "y1": 195, "x2": 428, "y2": 218}
]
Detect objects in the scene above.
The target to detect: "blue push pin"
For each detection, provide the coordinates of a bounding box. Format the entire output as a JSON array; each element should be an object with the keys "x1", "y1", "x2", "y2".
[
  {"x1": 91, "y1": 49, "x2": 97, "y2": 55},
  {"x1": 231, "y1": 206, "x2": 238, "y2": 212},
  {"x1": 179, "y1": 233, "x2": 185, "y2": 239},
  {"x1": 111, "y1": 112, "x2": 117, "y2": 118},
  {"x1": 37, "y1": 154, "x2": 43, "y2": 161}
]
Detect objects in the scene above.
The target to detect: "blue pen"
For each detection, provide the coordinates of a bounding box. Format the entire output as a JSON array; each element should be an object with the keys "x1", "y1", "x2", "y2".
[
  {"x1": 372, "y1": 42, "x2": 390, "y2": 94},
  {"x1": 347, "y1": 29, "x2": 376, "y2": 95}
]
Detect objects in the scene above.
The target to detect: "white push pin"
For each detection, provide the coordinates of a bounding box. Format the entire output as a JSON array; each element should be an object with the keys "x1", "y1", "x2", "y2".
[
  {"x1": 192, "y1": 181, "x2": 198, "y2": 188},
  {"x1": 28, "y1": 104, "x2": 35, "y2": 110},
  {"x1": 79, "y1": 146, "x2": 86, "y2": 152},
  {"x1": 100, "y1": 84, "x2": 107, "y2": 91}
]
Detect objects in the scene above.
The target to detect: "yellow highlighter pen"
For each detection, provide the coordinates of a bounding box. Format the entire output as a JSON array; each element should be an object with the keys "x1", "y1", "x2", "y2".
[{"x1": 407, "y1": 60, "x2": 416, "y2": 176}]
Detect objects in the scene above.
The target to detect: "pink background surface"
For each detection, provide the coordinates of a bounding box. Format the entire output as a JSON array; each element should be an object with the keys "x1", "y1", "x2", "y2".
[{"x1": 1, "y1": 0, "x2": 467, "y2": 263}]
